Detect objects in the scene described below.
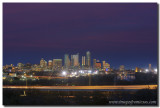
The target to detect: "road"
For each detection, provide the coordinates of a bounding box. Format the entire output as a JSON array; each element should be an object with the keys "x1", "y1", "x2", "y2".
[{"x1": 3, "y1": 85, "x2": 157, "y2": 91}]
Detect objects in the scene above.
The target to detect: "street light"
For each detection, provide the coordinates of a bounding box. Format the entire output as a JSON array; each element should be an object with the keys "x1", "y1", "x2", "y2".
[
  {"x1": 154, "y1": 69, "x2": 157, "y2": 72},
  {"x1": 62, "y1": 71, "x2": 66, "y2": 76},
  {"x1": 145, "y1": 69, "x2": 149, "y2": 72}
]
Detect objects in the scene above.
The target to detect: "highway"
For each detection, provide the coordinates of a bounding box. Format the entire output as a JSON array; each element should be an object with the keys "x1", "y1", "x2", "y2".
[{"x1": 3, "y1": 85, "x2": 157, "y2": 91}]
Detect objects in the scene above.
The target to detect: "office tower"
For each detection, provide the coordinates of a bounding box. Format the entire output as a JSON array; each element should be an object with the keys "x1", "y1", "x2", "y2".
[
  {"x1": 40, "y1": 58, "x2": 46, "y2": 67},
  {"x1": 44, "y1": 61, "x2": 47, "y2": 67},
  {"x1": 48, "y1": 60, "x2": 52, "y2": 68},
  {"x1": 82, "y1": 56, "x2": 85, "y2": 66},
  {"x1": 119, "y1": 65, "x2": 125, "y2": 71},
  {"x1": 149, "y1": 64, "x2": 151, "y2": 72},
  {"x1": 102, "y1": 61, "x2": 106, "y2": 69},
  {"x1": 71, "y1": 53, "x2": 79, "y2": 67},
  {"x1": 53, "y1": 59, "x2": 62, "y2": 71},
  {"x1": 86, "y1": 51, "x2": 91, "y2": 67},
  {"x1": 93, "y1": 59, "x2": 96, "y2": 69},
  {"x1": 64, "y1": 54, "x2": 70, "y2": 69},
  {"x1": 71, "y1": 55, "x2": 73, "y2": 66},
  {"x1": 96, "y1": 61, "x2": 101, "y2": 70}
]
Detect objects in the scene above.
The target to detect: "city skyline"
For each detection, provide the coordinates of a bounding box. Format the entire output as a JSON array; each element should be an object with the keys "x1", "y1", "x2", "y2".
[
  {"x1": 3, "y1": 3, "x2": 158, "y2": 69},
  {"x1": 3, "y1": 3, "x2": 158, "y2": 106},
  {"x1": 3, "y1": 50, "x2": 157, "y2": 70}
]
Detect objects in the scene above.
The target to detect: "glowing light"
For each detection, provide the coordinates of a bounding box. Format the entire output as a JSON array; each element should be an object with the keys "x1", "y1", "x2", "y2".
[
  {"x1": 62, "y1": 71, "x2": 66, "y2": 76},
  {"x1": 88, "y1": 70, "x2": 92, "y2": 73},
  {"x1": 154, "y1": 69, "x2": 157, "y2": 72},
  {"x1": 145, "y1": 69, "x2": 148, "y2": 72}
]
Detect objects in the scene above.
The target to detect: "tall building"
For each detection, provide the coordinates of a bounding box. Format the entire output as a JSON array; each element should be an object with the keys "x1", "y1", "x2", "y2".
[
  {"x1": 82, "y1": 56, "x2": 85, "y2": 66},
  {"x1": 64, "y1": 54, "x2": 70, "y2": 69},
  {"x1": 71, "y1": 53, "x2": 79, "y2": 67},
  {"x1": 53, "y1": 59, "x2": 62, "y2": 71},
  {"x1": 102, "y1": 61, "x2": 106, "y2": 69},
  {"x1": 149, "y1": 64, "x2": 151, "y2": 72},
  {"x1": 40, "y1": 58, "x2": 46, "y2": 68},
  {"x1": 48, "y1": 60, "x2": 52, "y2": 68},
  {"x1": 93, "y1": 59, "x2": 96, "y2": 69},
  {"x1": 86, "y1": 51, "x2": 91, "y2": 67}
]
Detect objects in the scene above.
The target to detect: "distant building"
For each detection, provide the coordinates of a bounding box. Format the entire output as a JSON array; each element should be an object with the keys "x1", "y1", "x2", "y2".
[
  {"x1": 71, "y1": 53, "x2": 79, "y2": 67},
  {"x1": 53, "y1": 59, "x2": 62, "y2": 71},
  {"x1": 135, "y1": 67, "x2": 140, "y2": 72},
  {"x1": 40, "y1": 58, "x2": 47, "y2": 68},
  {"x1": 119, "y1": 65, "x2": 125, "y2": 71},
  {"x1": 17, "y1": 63, "x2": 24, "y2": 69},
  {"x1": 64, "y1": 54, "x2": 70, "y2": 69},
  {"x1": 86, "y1": 51, "x2": 91, "y2": 67},
  {"x1": 96, "y1": 60, "x2": 101, "y2": 70},
  {"x1": 48, "y1": 60, "x2": 52, "y2": 68},
  {"x1": 102, "y1": 61, "x2": 110, "y2": 71},
  {"x1": 82, "y1": 56, "x2": 85, "y2": 66},
  {"x1": 149, "y1": 64, "x2": 152, "y2": 72}
]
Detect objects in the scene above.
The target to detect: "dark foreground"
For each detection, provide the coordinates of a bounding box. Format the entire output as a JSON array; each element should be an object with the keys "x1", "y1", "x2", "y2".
[{"x1": 3, "y1": 88, "x2": 158, "y2": 106}]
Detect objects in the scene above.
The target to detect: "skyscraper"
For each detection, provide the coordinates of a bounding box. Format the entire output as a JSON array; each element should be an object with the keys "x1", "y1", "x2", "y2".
[
  {"x1": 82, "y1": 56, "x2": 85, "y2": 66},
  {"x1": 86, "y1": 51, "x2": 91, "y2": 67},
  {"x1": 64, "y1": 54, "x2": 70, "y2": 69},
  {"x1": 149, "y1": 64, "x2": 152, "y2": 72},
  {"x1": 48, "y1": 60, "x2": 52, "y2": 68},
  {"x1": 71, "y1": 53, "x2": 79, "y2": 67},
  {"x1": 102, "y1": 61, "x2": 106, "y2": 69},
  {"x1": 40, "y1": 58, "x2": 46, "y2": 68}
]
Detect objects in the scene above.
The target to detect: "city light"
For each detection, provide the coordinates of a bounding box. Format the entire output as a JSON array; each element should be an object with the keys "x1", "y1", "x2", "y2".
[
  {"x1": 154, "y1": 69, "x2": 157, "y2": 72},
  {"x1": 62, "y1": 71, "x2": 66, "y2": 76},
  {"x1": 145, "y1": 69, "x2": 148, "y2": 72},
  {"x1": 88, "y1": 70, "x2": 92, "y2": 73}
]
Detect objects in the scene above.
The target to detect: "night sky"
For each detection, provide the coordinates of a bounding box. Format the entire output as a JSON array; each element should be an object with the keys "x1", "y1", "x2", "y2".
[{"x1": 3, "y1": 3, "x2": 158, "y2": 69}]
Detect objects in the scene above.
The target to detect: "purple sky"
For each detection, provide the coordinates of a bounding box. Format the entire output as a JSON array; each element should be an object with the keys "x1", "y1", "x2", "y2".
[{"x1": 3, "y1": 3, "x2": 158, "y2": 69}]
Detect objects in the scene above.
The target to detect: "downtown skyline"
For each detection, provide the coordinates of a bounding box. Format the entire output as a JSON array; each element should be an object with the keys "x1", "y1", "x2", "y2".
[{"x1": 3, "y1": 3, "x2": 158, "y2": 69}]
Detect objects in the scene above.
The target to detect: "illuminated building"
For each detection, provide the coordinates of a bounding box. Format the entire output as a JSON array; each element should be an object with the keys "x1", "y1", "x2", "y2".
[
  {"x1": 149, "y1": 64, "x2": 151, "y2": 72},
  {"x1": 48, "y1": 60, "x2": 52, "y2": 68},
  {"x1": 31, "y1": 64, "x2": 43, "y2": 71},
  {"x1": 71, "y1": 53, "x2": 79, "y2": 67},
  {"x1": 93, "y1": 59, "x2": 96, "y2": 69},
  {"x1": 119, "y1": 65, "x2": 125, "y2": 71},
  {"x1": 102, "y1": 61, "x2": 106, "y2": 70},
  {"x1": 17, "y1": 63, "x2": 24, "y2": 69},
  {"x1": 86, "y1": 51, "x2": 91, "y2": 67},
  {"x1": 53, "y1": 59, "x2": 62, "y2": 71},
  {"x1": 82, "y1": 56, "x2": 85, "y2": 66},
  {"x1": 64, "y1": 54, "x2": 70, "y2": 69},
  {"x1": 40, "y1": 58, "x2": 46, "y2": 68},
  {"x1": 135, "y1": 67, "x2": 139, "y2": 72},
  {"x1": 96, "y1": 60, "x2": 101, "y2": 70},
  {"x1": 102, "y1": 61, "x2": 110, "y2": 71}
]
